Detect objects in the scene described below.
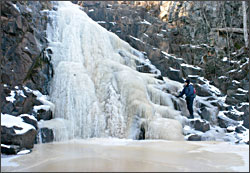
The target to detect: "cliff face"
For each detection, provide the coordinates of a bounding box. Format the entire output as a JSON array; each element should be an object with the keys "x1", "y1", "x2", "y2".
[
  {"x1": 1, "y1": 1, "x2": 54, "y2": 154},
  {"x1": 1, "y1": 1, "x2": 53, "y2": 94},
  {"x1": 81, "y1": 1, "x2": 249, "y2": 105}
]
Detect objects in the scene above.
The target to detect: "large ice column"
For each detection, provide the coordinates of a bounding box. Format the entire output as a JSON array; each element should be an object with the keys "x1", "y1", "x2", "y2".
[{"x1": 47, "y1": 1, "x2": 184, "y2": 141}]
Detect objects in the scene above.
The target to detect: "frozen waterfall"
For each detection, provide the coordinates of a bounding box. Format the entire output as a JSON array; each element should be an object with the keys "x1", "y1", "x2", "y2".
[{"x1": 46, "y1": 1, "x2": 184, "y2": 141}]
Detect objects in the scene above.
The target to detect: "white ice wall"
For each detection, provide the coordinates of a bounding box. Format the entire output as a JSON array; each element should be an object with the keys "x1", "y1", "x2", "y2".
[{"x1": 47, "y1": 1, "x2": 184, "y2": 141}]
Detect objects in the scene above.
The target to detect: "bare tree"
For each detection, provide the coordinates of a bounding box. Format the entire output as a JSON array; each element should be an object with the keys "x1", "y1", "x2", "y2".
[{"x1": 242, "y1": 1, "x2": 248, "y2": 48}]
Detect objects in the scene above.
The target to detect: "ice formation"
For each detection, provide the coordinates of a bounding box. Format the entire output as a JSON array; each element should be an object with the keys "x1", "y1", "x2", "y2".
[{"x1": 47, "y1": 1, "x2": 184, "y2": 141}]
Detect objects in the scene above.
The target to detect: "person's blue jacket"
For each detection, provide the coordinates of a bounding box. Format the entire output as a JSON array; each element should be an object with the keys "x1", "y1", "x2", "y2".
[{"x1": 178, "y1": 84, "x2": 195, "y2": 98}]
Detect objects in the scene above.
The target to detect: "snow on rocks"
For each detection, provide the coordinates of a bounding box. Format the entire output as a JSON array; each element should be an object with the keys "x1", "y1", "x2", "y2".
[
  {"x1": 17, "y1": 149, "x2": 31, "y2": 155},
  {"x1": 1, "y1": 85, "x2": 55, "y2": 155},
  {"x1": 23, "y1": 86, "x2": 55, "y2": 112},
  {"x1": 1, "y1": 113, "x2": 37, "y2": 151},
  {"x1": 1, "y1": 113, "x2": 35, "y2": 135}
]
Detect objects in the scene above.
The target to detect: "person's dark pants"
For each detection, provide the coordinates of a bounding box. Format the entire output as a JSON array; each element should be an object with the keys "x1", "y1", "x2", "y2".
[{"x1": 186, "y1": 96, "x2": 194, "y2": 119}]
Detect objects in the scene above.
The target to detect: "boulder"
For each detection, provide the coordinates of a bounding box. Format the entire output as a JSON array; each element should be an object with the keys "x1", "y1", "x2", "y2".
[
  {"x1": 181, "y1": 64, "x2": 203, "y2": 77},
  {"x1": 21, "y1": 115, "x2": 38, "y2": 129},
  {"x1": 225, "y1": 96, "x2": 240, "y2": 105},
  {"x1": 1, "y1": 126, "x2": 37, "y2": 149},
  {"x1": 36, "y1": 110, "x2": 53, "y2": 121},
  {"x1": 194, "y1": 84, "x2": 212, "y2": 97},
  {"x1": 41, "y1": 128, "x2": 54, "y2": 143},
  {"x1": 167, "y1": 68, "x2": 184, "y2": 83},
  {"x1": 190, "y1": 119, "x2": 210, "y2": 132},
  {"x1": 1, "y1": 144, "x2": 21, "y2": 155},
  {"x1": 224, "y1": 111, "x2": 242, "y2": 121},
  {"x1": 200, "y1": 107, "x2": 211, "y2": 122},
  {"x1": 217, "y1": 114, "x2": 240, "y2": 128},
  {"x1": 187, "y1": 134, "x2": 201, "y2": 141}
]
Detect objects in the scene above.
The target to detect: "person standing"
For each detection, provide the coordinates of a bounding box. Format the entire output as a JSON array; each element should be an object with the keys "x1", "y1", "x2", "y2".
[{"x1": 177, "y1": 79, "x2": 196, "y2": 119}]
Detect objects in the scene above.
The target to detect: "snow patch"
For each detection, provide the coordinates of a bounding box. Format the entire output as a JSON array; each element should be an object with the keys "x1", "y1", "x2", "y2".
[
  {"x1": 1, "y1": 144, "x2": 11, "y2": 148},
  {"x1": 237, "y1": 88, "x2": 248, "y2": 93},
  {"x1": 140, "y1": 19, "x2": 152, "y2": 25},
  {"x1": 23, "y1": 86, "x2": 55, "y2": 112},
  {"x1": 17, "y1": 150, "x2": 31, "y2": 155},
  {"x1": 181, "y1": 63, "x2": 202, "y2": 70},
  {"x1": 218, "y1": 76, "x2": 227, "y2": 79},
  {"x1": 12, "y1": 4, "x2": 20, "y2": 12},
  {"x1": 16, "y1": 90, "x2": 26, "y2": 98},
  {"x1": 222, "y1": 57, "x2": 228, "y2": 61},
  {"x1": 169, "y1": 67, "x2": 180, "y2": 71},
  {"x1": 33, "y1": 105, "x2": 51, "y2": 113},
  {"x1": 1, "y1": 114, "x2": 35, "y2": 134},
  {"x1": 232, "y1": 80, "x2": 240, "y2": 84},
  {"x1": 129, "y1": 35, "x2": 145, "y2": 44},
  {"x1": 96, "y1": 21, "x2": 106, "y2": 24},
  {"x1": 20, "y1": 114, "x2": 37, "y2": 121},
  {"x1": 109, "y1": 22, "x2": 116, "y2": 25},
  {"x1": 6, "y1": 91, "x2": 16, "y2": 103}
]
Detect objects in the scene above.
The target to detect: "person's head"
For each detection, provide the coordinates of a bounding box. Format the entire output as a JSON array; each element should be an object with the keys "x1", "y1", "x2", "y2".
[{"x1": 184, "y1": 79, "x2": 190, "y2": 86}]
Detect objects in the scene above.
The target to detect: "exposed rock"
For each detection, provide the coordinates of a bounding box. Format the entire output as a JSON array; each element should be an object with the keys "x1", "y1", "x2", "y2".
[
  {"x1": 194, "y1": 84, "x2": 212, "y2": 97},
  {"x1": 40, "y1": 128, "x2": 54, "y2": 143},
  {"x1": 1, "y1": 144, "x2": 21, "y2": 155},
  {"x1": 1, "y1": 1, "x2": 53, "y2": 94},
  {"x1": 1, "y1": 126, "x2": 37, "y2": 149},
  {"x1": 1, "y1": 102, "x2": 15, "y2": 115},
  {"x1": 190, "y1": 119, "x2": 210, "y2": 132},
  {"x1": 236, "y1": 104, "x2": 249, "y2": 129},
  {"x1": 187, "y1": 134, "x2": 201, "y2": 141},
  {"x1": 235, "y1": 126, "x2": 246, "y2": 133},
  {"x1": 1, "y1": 1, "x2": 54, "y2": 153},
  {"x1": 224, "y1": 111, "x2": 242, "y2": 121},
  {"x1": 200, "y1": 107, "x2": 211, "y2": 122},
  {"x1": 36, "y1": 110, "x2": 53, "y2": 121},
  {"x1": 243, "y1": 114, "x2": 249, "y2": 129},
  {"x1": 21, "y1": 115, "x2": 38, "y2": 129},
  {"x1": 217, "y1": 114, "x2": 240, "y2": 128},
  {"x1": 167, "y1": 68, "x2": 184, "y2": 83}
]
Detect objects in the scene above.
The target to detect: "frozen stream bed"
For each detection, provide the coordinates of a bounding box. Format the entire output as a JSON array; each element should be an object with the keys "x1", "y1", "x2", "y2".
[{"x1": 1, "y1": 138, "x2": 249, "y2": 172}]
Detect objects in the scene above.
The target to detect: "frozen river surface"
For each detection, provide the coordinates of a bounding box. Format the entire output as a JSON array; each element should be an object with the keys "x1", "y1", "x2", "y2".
[{"x1": 1, "y1": 138, "x2": 249, "y2": 172}]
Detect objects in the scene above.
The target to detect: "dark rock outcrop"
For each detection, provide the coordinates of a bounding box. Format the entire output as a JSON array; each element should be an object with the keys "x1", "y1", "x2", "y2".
[
  {"x1": 190, "y1": 119, "x2": 210, "y2": 132},
  {"x1": 1, "y1": 126, "x2": 37, "y2": 149},
  {"x1": 187, "y1": 134, "x2": 202, "y2": 141},
  {"x1": 40, "y1": 128, "x2": 54, "y2": 143},
  {"x1": 1, "y1": 1, "x2": 53, "y2": 154},
  {"x1": 36, "y1": 110, "x2": 53, "y2": 121},
  {"x1": 1, "y1": 144, "x2": 21, "y2": 155},
  {"x1": 21, "y1": 115, "x2": 38, "y2": 130},
  {"x1": 1, "y1": 1, "x2": 53, "y2": 94}
]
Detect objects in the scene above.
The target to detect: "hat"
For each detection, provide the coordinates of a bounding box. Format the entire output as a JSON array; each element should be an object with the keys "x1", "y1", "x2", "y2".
[{"x1": 185, "y1": 79, "x2": 190, "y2": 84}]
